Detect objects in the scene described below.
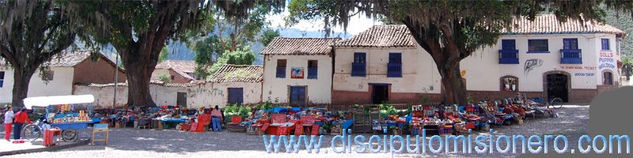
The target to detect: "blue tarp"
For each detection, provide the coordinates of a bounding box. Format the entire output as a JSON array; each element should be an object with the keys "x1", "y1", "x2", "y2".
[{"x1": 342, "y1": 119, "x2": 354, "y2": 129}]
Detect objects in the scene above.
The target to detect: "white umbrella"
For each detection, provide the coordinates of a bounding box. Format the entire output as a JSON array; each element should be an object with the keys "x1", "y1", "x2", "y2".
[{"x1": 23, "y1": 95, "x2": 95, "y2": 109}]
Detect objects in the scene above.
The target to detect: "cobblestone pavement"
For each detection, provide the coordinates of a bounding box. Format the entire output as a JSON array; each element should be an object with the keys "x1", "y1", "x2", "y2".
[{"x1": 2, "y1": 106, "x2": 589, "y2": 158}]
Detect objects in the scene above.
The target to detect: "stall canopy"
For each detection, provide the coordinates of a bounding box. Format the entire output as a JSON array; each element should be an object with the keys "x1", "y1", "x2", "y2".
[{"x1": 23, "y1": 95, "x2": 95, "y2": 109}]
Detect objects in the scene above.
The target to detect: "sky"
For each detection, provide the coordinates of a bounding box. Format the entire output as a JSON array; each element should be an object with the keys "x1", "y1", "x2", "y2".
[{"x1": 265, "y1": 8, "x2": 383, "y2": 38}]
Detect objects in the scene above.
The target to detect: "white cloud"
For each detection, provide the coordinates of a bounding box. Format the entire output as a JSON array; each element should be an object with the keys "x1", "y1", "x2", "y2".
[{"x1": 267, "y1": 9, "x2": 383, "y2": 36}]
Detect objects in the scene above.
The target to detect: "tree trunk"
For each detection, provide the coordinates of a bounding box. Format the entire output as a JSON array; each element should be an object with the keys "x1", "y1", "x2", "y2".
[
  {"x1": 120, "y1": 47, "x2": 158, "y2": 107},
  {"x1": 11, "y1": 66, "x2": 37, "y2": 109},
  {"x1": 437, "y1": 61, "x2": 468, "y2": 105}
]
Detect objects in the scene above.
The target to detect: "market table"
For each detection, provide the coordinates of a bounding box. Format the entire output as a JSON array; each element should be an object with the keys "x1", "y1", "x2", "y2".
[{"x1": 159, "y1": 118, "x2": 186, "y2": 129}]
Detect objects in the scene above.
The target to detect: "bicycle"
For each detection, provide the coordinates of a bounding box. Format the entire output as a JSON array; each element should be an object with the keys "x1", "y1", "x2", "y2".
[
  {"x1": 21, "y1": 118, "x2": 78, "y2": 142},
  {"x1": 526, "y1": 97, "x2": 563, "y2": 109}
]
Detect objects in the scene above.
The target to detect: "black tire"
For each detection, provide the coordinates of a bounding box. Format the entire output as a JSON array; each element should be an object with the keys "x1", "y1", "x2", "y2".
[
  {"x1": 21, "y1": 124, "x2": 42, "y2": 142},
  {"x1": 549, "y1": 98, "x2": 563, "y2": 109},
  {"x1": 61, "y1": 129, "x2": 78, "y2": 142}
]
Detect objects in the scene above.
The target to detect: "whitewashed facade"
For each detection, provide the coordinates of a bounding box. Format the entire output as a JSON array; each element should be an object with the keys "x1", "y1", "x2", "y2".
[{"x1": 261, "y1": 37, "x2": 340, "y2": 106}]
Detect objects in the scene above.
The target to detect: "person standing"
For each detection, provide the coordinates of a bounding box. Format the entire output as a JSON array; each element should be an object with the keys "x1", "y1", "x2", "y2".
[
  {"x1": 13, "y1": 108, "x2": 31, "y2": 139},
  {"x1": 4, "y1": 106, "x2": 14, "y2": 141},
  {"x1": 210, "y1": 105, "x2": 223, "y2": 132}
]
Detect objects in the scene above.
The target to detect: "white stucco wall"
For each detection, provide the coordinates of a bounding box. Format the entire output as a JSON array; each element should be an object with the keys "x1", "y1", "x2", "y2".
[
  {"x1": 262, "y1": 55, "x2": 333, "y2": 104},
  {"x1": 73, "y1": 84, "x2": 128, "y2": 108},
  {"x1": 461, "y1": 33, "x2": 619, "y2": 91},
  {"x1": 73, "y1": 81, "x2": 262, "y2": 109},
  {"x1": 332, "y1": 46, "x2": 442, "y2": 94},
  {"x1": 0, "y1": 66, "x2": 74, "y2": 104},
  {"x1": 188, "y1": 82, "x2": 262, "y2": 107},
  {"x1": 0, "y1": 66, "x2": 13, "y2": 103}
]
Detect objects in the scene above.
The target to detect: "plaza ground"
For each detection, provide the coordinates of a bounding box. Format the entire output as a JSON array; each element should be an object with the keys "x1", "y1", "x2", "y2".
[{"x1": 0, "y1": 105, "x2": 590, "y2": 158}]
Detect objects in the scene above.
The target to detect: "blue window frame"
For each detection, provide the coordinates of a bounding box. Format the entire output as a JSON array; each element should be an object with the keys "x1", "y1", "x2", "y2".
[
  {"x1": 601, "y1": 38, "x2": 610, "y2": 50},
  {"x1": 561, "y1": 39, "x2": 582, "y2": 64},
  {"x1": 0, "y1": 71, "x2": 4, "y2": 87},
  {"x1": 387, "y1": 53, "x2": 402, "y2": 77},
  {"x1": 276, "y1": 59, "x2": 286, "y2": 78},
  {"x1": 528, "y1": 39, "x2": 549, "y2": 53},
  {"x1": 563, "y1": 38, "x2": 578, "y2": 50},
  {"x1": 307, "y1": 60, "x2": 318, "y2": 79},
  {"x1": 351, "y1": 52, "x2": 366, "y2": 76},
  {"x1": 499, "y1": 39, "x2": 519, "y2": 64}
]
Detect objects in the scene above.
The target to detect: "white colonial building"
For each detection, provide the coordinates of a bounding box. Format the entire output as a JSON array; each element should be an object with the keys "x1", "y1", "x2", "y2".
[
  {"x1": 461, "y1": 14, "x2": 624, "y2": 103},
  {"x1": 261, "y1": 37, "x2": 340, "y2": 106},
  {"x1": 331, "y1": 25, "x2": 442, "y2": 105},
  {"x1": 0, "y1": 51, "x2": 126, "y2": 104}
]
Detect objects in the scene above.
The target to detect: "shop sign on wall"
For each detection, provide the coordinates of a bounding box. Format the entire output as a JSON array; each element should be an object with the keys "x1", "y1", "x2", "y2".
[
  {"x1": 291, "y1": 67, "x2": 304, "y2": 79},
  {"x1": 598, "y1": 52, "x2": 616, "y2": 71}
]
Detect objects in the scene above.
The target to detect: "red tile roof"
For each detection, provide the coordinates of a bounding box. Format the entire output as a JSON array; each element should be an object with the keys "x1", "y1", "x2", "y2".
[
  {"x1": 46, "y1": 51, "x2": 94, "y2": 67},
  {"x1": 504, "y1": 14, "x2": 625, "y2": 36},
  {"x1": 335, "y1": 25, "x2": 417, "y2": 48},
  {"x1": 260, "y1": 37, "x2": 340, "y2": 55},
  {"x1": 155, "y1": 60, "x2": 197, "y2": 80},
  {"x1": 337, "y1": 14, "x2": 624, "y2": 47},
  {"x1": 208, "y1": 64, "x2": 263, "y2": 83}
]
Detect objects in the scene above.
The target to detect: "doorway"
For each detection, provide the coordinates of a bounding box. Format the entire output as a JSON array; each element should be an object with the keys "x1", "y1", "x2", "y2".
[
  {"x1": 546, "y1": 74, "x2": 569, "y2": 102},
  {"x1": 371, "y1": 84, "x2": 389, "y2": 104},
  {"x1": 228, "y1": 88, "x2": 244, "y2": 105},
  {"x1": 176, "y1": 92, "x2": 187, "y2": 107},
  {"x1": 289, "y1": 86, "x2": 306, "y2": 106}
]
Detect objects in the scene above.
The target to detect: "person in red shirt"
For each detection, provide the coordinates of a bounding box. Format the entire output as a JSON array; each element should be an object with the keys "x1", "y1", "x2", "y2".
[{"x1": 13, "y1": 108, "x2": 32, "y2": 139}]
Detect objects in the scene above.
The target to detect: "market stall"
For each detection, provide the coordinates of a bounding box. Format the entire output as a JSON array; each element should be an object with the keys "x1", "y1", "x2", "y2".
[{"x1": 22, "y1": 95, "x2": 96, "y2": 142}]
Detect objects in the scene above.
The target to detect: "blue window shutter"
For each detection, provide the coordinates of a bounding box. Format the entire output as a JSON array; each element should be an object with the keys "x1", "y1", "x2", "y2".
[
  {"x1": 499, "y1": 39, "x2": 519, "y2": 64},
  {"x1": 276, "y1": 67, "x2": 285, "y2": 78},
  {"x1": 388, "y1": 53, "x2": 402, "y2": 77},
  {"x1": 352, "y1": 52, "x2": 366, "y2": 76},
  {"x1": 501, "y1": 39, "x2": 516, "y2": 50},
  {"x1": 602, "y1": 39, "x2": 610, "y2": 50},
  {"x1": 307, "y1": 60, "x2": 318, "y2": 79}
]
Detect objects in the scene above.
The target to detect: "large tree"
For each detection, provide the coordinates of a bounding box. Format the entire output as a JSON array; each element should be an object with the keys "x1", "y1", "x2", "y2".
[
  {"x1": 70, "y1": 0, "x2": 213, "y2": 107},
  {"x1": 0, "y1": 0, "x2": 78, "y2": 108},
  {"x1": 193, "y1": 0, "x2": 284, "y2": 79},
  {"x1": 288, "y1": 0, "x2": 633, "y2": 104}
]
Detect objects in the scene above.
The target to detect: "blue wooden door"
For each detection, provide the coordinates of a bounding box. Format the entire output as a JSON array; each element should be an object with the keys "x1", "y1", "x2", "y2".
[
  {"x1": 228, "y1": 88, "x2": 243, "y2": 105},
  {"x1": 290, "y1": 86, "x2": 306, "y2": 106}
]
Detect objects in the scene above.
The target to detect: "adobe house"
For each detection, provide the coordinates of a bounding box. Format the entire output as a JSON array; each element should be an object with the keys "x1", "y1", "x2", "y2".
[
  {"x1": 0, "y1": 51, "x2": 126, "y2": 104},
  {"x1": 205, "y1": 64, "x2": 263, "y2": 106},
  {"x1": 261, "y1": 37, "x2": 340, "y2": 106},
  {"x1": 332, "y1": 25, "x2": 442, "y2": 105},
  {"x1": 151, "y1": 60, "x2": 199, "y2": 83}
]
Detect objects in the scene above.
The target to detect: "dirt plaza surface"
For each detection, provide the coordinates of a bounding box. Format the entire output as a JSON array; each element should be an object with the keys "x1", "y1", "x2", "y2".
[{"x1": 0, "y1": 105, "x2": 591, "y2": 158}]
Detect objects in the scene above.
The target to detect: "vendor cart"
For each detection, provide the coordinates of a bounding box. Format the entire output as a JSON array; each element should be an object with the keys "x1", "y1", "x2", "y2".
[{"x1": 21, "y1": 95, "x2": 96, "y2": 142}]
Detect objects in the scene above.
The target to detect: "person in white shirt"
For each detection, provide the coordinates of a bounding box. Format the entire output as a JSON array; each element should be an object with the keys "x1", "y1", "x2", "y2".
[{"x1": 4, "y1": 106, "x2": 14, "y2": 141}]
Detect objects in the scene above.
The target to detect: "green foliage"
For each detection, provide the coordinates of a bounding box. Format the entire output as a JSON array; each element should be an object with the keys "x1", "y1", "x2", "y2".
[
  {"x1": 191, "y1": 1, "x2": 284, "y2": 79},
  {"x1": 159, "y1": 46, "x2": 169, "y2": 62},
  {"x1": 208, "y1": 45, "x2": 256, "y2": 74},
  {"x1": 260, "y1": 29, "x2": 280, "y2": 46},
  {"x1": 467, "y1": 95, "x2": 474, "y2": 104},
  {"x1": 158, "y1": 74, "x2": 171, "y2": 83},
  {"x1": 379, "y1": 103, "x2": 397, "y2": 118},
  {"x1": 0, "y1": 0, "x2": 79, "y2": 107},
  {"x1": 605, "y1": 8, "x2": 633, "y2": 57},
  {"x1": 193, "y1": 35, "x2": 225, "y2": 79}
]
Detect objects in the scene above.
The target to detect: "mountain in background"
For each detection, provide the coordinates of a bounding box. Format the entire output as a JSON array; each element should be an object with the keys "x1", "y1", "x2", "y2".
[{"x1": 155, "y1": 27, "x2": 351, "y2": 65}]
